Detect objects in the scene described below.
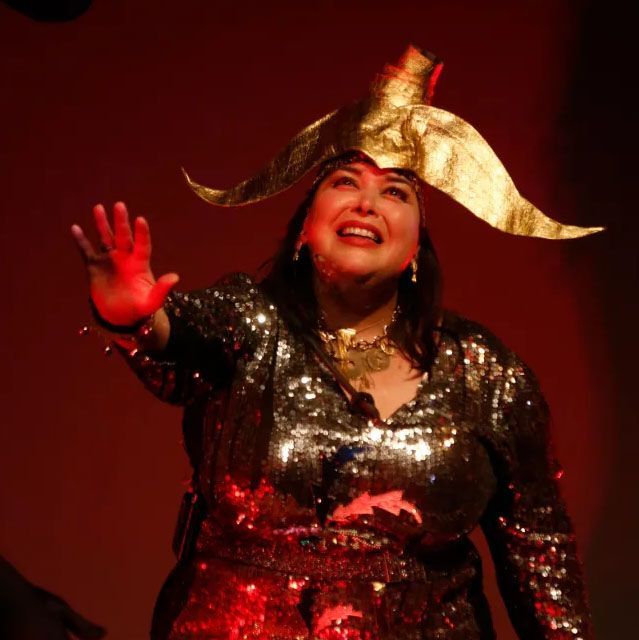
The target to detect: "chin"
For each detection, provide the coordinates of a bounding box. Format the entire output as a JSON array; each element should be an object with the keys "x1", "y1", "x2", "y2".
[
  {"x1": 320, "y1": 258, "x2": 390, "y2": 286},
  {"x1": 311, "y1": 243, "x2": 398, "y2": 280}
]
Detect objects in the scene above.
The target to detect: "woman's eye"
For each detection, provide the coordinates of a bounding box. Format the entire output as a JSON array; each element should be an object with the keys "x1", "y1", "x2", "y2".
[
  {"x1": 333, "y1": 176, "x2": 356, "y2": 188},
  {"x1": 386, "y1": 186, "x2": 408, "y2": 201}
]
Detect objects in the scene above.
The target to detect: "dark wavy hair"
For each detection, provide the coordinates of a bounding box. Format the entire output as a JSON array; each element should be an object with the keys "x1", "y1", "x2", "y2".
[{"x1": 259, "y1": 166, "x2": 443, "y2": 374}]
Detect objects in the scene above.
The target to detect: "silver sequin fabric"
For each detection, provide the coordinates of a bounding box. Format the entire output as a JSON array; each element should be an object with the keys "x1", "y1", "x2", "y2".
[{"x1": 121, "y1": 273, "x2": 593, "y2": 640}]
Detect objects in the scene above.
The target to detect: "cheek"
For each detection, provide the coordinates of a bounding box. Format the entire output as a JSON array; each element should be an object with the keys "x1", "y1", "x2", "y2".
[
  {"x1": 304, "y1": 217, "x2": 330, "y2": 249},
  {"x1": 304, "y1": 203, "x2": 336, "y2": 246},
  {"x1": 390, "y1": 214, "x2": 420, "y2": 252},
  {"x1": 385, "y1": 221, "x2": 420, "y2": 270}
]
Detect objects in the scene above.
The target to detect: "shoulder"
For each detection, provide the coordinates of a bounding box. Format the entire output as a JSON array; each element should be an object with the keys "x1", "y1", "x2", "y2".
[
  {"x1": 179, "y1": 272, "x2": 266, "y2": 309},
  {"x1": 201, "y1": 271, "x2": 259, "y2": 299},
  {"x1": 441, "y1": 309, "x2": 515, "y2": 365},
  {"x1": 441, "y1": 312, "x2": 550, "y2": 452},
  {"x1": 441, "y1": 309, "x2": 543, "y2": 401},
  {"x1": 169, "y1": 272, "x2": 277, "y2": 336}
]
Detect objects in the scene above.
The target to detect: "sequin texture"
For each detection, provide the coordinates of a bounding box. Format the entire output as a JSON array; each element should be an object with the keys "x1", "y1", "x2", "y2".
[{"x1": 121, "y1": 273, "x2": 593, "y2": 639}]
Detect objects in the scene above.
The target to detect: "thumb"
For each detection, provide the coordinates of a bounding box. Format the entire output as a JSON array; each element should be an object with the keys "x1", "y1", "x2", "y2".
[{"x1": 147, "y1": 272, "x2": 180, "y2": 311}]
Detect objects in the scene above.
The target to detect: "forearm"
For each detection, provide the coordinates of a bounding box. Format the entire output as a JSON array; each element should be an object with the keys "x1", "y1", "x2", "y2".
[
  {"x1": 483, "y1": 510, "x2": 593, "y2": 639},
  {"x1": 483, "y1": 356, "x2": 594, "y2": 638},
  {"x1": 111, "y1": 301, "x2": 217, "y2": 406}
]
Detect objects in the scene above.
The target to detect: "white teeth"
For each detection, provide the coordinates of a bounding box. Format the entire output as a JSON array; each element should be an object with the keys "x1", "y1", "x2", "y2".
[{"x1": 339, "y1": 226, "x2": 380, "y2": 242}]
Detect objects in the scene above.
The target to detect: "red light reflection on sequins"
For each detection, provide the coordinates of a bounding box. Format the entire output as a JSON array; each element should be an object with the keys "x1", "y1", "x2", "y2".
[
  {"x1": 330, "y1": 489, "x2": 422, "y2": 524},
  {"x1": 175, "y1": 575, "x2": 272, "y2": 639},
  {"x1": 223, "y1": 475, "x2": 275, "y2": 529},
  {"x1": 315, "y1": 604, "x2": 366, "y2": 639},
  {"x1": 535, "y1": 600, "x2": 567, "y2": 620},
  {"x1": 287, "y1": 576, "x2": 308, "y2": 591}
]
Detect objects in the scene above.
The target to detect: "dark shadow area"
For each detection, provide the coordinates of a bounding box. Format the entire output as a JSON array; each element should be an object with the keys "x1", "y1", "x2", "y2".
[
  {"x1": 1, "y1": 0, "x2": 92, "y2": 22},
  {"x1": 560, "y1": 1, "x2": 637, "y2": 636}
]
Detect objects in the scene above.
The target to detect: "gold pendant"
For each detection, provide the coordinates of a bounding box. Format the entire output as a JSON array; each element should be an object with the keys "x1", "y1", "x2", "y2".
[
  {"x1": 340, "y1": 345, "x2": 393, "y2": 389},
  {"x1": 342, "y1": 352, "x2": 373, "y2": 389},
  {"x1": 335, "y1": 328, "x2": 356, "y2": 361},
  {"x1": 364, "y1": 347, "x2": 390, "y2": 372},
  {"x1": 342, "y1": 350, "x2": 367, "y2": 381},
  {"x1": 319, "y1": 321, "x2": 397, "y2": 391}
]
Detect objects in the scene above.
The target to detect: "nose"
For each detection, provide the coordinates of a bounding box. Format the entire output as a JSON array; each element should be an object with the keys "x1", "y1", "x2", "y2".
[{"x1": 353, "y1": 187, "x2": 378, "y2": 217}]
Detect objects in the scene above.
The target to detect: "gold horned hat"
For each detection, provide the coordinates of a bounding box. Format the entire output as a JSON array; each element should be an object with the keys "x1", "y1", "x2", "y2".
[{"x1": 184, "y1": 45, "x2": 602, "y2": 240}]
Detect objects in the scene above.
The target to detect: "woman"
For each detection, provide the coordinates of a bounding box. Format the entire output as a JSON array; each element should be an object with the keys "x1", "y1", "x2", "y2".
[{"x1": 72, "y1": 47, "x2": 598, "y2": 639}]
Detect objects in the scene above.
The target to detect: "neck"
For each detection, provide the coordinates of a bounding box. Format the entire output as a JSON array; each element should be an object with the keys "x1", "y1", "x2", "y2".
[{"x1": 314, "y1": 274, "x2": 398, "y2": 339}]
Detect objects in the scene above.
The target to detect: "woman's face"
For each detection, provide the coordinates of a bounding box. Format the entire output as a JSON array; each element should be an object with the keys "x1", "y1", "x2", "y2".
[{"x1": 302, "y1": 161, "x2": 421, "y2": 284}]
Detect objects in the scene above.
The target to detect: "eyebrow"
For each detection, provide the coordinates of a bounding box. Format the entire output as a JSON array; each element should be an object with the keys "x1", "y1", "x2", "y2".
[{"x1": 334, "y1": 166, "x2": 414, "y2": 188}]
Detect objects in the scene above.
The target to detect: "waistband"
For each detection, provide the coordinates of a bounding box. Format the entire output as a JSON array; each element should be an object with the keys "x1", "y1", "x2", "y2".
[{"x1": 195, "y1": 528, "x2": 429, "y2": 583}]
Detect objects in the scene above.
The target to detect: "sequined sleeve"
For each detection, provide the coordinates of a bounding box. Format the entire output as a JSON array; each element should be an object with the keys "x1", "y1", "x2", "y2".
[
  {"x1": 119, "y1": 272, "x2": 269, "y2": 405},
  {"x1": 479, "y1": 356, "x2": 594, "y2": 639}
]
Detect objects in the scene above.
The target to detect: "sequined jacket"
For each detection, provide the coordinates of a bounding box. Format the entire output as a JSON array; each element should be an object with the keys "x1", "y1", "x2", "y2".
[{"x1": 122, "y1": 273, "x2": 593, "y2": 640}]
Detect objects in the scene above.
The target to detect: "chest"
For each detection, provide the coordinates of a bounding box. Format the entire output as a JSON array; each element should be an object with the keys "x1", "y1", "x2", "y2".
[
  {"x1": 345, "y1": 353, "x2": 425, "y2": 422},
  {"x1": 207, "y1": 324, "x2": 495, "y2": 543}
]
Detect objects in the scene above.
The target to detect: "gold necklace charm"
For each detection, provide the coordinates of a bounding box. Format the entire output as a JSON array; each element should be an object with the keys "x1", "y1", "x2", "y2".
[
  {"x1": 335, "y1": 328, "x2": 356, "y2": 361},
  {"x1": 318, "y1": 313, "x2": 398, "y2": 389}
]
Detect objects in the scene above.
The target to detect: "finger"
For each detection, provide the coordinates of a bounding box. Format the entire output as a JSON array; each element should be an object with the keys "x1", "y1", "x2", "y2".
[
  {"x1": 147, "y1": 272, "x2": 180, "y2": 311},
  {"x1": 70, "y1": 224, "x2": 98, "y2": 263},
  {"x1": 133, "y1": 216, "x2": 151, "y2": 262},
  {"x1": 92, "y1": 203, "x2": 115, "y2": 250},
  {"x1": 113, "y1": 201, "x2": 134, "y2": 252}
]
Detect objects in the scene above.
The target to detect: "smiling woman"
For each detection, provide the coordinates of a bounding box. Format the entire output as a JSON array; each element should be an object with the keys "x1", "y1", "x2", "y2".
[
  {"x1": 261, "y1": 153, "x2": 441, "y2": 419},
  {"x1": 305, "y1": 162, "x2": 420, "y2": 275},
  {"x1": 72, "y1": 46, "x2": 599, "y2": 639}
]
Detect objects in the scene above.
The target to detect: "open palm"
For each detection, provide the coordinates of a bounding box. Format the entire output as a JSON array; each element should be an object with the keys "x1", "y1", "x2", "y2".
[{"x1": 71, "y1": 202, "x2": 179, "y2": 326}]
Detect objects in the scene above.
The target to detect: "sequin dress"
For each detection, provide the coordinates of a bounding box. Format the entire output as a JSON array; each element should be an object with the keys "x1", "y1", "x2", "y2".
[{"x1": 121, "y1": 273, "x2": 593, "y2": 640}]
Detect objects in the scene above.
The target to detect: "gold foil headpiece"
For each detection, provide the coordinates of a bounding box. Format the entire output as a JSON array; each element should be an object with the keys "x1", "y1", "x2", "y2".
[{"x1": 184, "y1": 45, "x2": 602, "y2": 240}]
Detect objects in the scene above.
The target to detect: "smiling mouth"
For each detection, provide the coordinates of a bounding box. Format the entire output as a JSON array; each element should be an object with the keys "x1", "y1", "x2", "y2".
[{"x1": 336, "y1": 226, "x2": 382, "y2": 244}]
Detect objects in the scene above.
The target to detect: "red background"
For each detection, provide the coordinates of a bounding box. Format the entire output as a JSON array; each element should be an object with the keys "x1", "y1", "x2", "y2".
[{"x1": 0, "y1": 1, "x2": 634, "y2": 638}]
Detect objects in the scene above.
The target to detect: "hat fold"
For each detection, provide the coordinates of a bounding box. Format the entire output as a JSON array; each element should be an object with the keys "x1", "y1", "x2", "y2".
[{"x1": 184, "y1": 45, "x2": 603, "y2": 240}]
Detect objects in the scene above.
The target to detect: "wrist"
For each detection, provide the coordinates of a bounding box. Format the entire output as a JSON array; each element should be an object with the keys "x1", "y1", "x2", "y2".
[
  {"x1": 88, "y1": 297, "x2": 152, "y2": 334},
  {"x1": 82, "y1": 301, "x2": 170, "y2": 354}
]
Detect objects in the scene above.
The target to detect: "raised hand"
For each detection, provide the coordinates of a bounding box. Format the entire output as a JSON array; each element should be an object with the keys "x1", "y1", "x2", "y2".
[{"x1": 71, "y1": 202, "x2": 179, "y2": 327}]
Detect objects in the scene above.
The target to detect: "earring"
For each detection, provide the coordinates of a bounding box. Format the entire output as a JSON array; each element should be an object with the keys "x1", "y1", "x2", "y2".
[
  {"x1": 410, "y1": 256, "x2": 418, "y2": 283},
  {"x1": 293, "y1": 239, "x2": 303, "y2": 262}
]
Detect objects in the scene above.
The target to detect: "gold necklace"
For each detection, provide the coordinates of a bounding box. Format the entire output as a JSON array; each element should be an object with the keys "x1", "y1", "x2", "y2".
[{"x1": 318, "y1": 310, "x2": 398, "y2": 389}]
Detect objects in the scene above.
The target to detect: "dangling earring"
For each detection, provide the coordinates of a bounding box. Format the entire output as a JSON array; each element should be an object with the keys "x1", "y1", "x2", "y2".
[
  {"x1": 293, "y1": 238, "x2": 303, "y2": 262},
  {"x1": 410, "y1": 255, "x2": 418, "y2": 283}
]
